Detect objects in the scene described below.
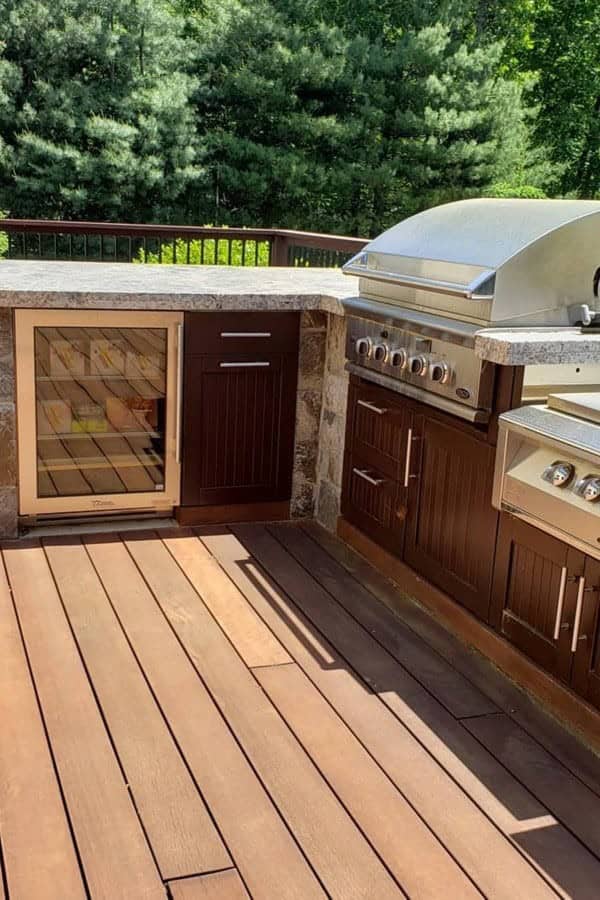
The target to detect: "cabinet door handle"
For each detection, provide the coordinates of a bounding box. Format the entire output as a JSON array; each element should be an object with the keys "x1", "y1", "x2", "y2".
[
  {"x1": 175, "y1": 322, "x2": 184, "y2": 466},
  {"x1": 571, "y1": 576, "x2": 586, "y2": 653},
  {"x1": 357, "y1": 399, "x2": 388, "y2": 416},
  {"x1": 553, "y1": 566, "x2": 568, "y2": 640},
  {"x1": 219, "y1": 361, "x2": 271, "y2": 368},
  {"x1": 220, "y1": 332, "x2": 272, "y2": 338},
  {"x1": 352, "y1": 467, "x2": 384, "y2": 487},
  {"x1": 403, "y1": 427, "x2": 414, "y2": 488}
]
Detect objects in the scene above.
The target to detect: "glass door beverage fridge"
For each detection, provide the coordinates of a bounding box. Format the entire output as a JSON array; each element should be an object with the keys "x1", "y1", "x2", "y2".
[{"x1": 15, "y1": 309, "x2": 183, "y2": 519}]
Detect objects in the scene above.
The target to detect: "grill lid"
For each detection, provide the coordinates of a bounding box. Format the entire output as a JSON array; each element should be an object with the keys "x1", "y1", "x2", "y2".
[{"x1": 344, "y1": 198, "x2": 600, "y2": 326}]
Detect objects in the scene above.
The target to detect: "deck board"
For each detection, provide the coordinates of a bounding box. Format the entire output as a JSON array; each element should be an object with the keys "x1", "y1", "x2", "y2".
[
  {"x1": 2, "y1": 541, "x2": 165, "y2": 900},
  {"x1": 43, "y1": 535, "x2": 231, "y2": 880},
  {"x1": 1, "y1": 523, "x2": 599, "y2": 899},
  {"x1": 168, "y1": 870, "x2": 250, "y2": 899},
  {"x1": 221, "y1": 525, "x2": 593, "y2": 899},
  {"x1": 278, "y1": 522, "x2": 497, "y2": 718},
  {"x1": 255, "y1": 660, "x2": 480, "y2": 899},
  {"x1": 124, "y1": 530, "x2": 403, "y2": 900},
  {"x1": 302, "y1": 521, "x2": 600, "y2": 799},
  {"x1": 0, "y1": 555, "x2": 85, "y2": 900},
  {"x1": 83, "y1": 532, "x2": 325, "y2": 900},
  {"x1": 161, "y1": 527, "x2": 290, "y2": 668}
]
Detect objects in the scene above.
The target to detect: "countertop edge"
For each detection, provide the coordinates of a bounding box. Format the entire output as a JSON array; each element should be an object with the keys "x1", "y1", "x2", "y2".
[
  {"x1": 0, "y1": 290, "x2": 349, "y2": 316},
  {"x1": 474, "y1": 329, "x2": 600, "y2": 365}
]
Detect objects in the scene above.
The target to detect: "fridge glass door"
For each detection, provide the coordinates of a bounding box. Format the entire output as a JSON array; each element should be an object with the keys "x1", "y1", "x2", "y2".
[{"x1": 16, "y1": 310, "x2": 182, "y2": 516}]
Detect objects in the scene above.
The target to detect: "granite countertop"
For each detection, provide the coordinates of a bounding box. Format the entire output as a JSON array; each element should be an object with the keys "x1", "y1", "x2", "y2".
[
  {"x1": 2, "y1": 261, "x2": 600, "y2": 365},
  {"x1": 474, "y1": 328, "x2": 600, "y2": 365},
  {"x1": 0, "y1": 260, "x2": 352, "y2": 314}
]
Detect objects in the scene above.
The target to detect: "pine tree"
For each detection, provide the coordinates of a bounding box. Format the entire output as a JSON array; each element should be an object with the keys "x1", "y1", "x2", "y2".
[
  {"x1": 0, "y1": 0, "x2": 201, "y2": 221},
  {"x1": 191, "y1": 0, "x2": 537, "y2": 234}
]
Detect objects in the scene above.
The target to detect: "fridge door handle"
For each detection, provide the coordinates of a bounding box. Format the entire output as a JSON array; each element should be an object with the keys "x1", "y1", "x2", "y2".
[{"x1": 175, "y1": 322, "x2": 184, "y2": 466}]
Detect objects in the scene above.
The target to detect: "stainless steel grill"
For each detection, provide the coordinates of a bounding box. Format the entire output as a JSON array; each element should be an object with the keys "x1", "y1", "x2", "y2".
[{"x1": 342, "y1": 199, "x2": 600, "y2": 420}]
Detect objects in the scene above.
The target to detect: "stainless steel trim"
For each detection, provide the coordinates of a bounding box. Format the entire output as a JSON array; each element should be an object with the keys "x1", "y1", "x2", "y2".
[
  {"x1": 345, "y1": 363, "x2": 490, "y2": 424},
  {"x1": 553, "y1": 567, "x2": 568, "y2": 640},
  {"x1": 175, "y1": 322, "x2": 184, "y2": 466},
  {"x1": 219, "y1": 361, "x2": 271, "y2": 368},
  {"x1": 357, "y1": 399, "x2": 388, "y2": 416},
  {"x1": 220, "y1": 331, "x2": 272, "y2": 338},
  {"x1": 403, "y1": 427, "x2": 413, "y2": 488},
  {"x1": 342, "y1": 263, "x2": 495, "y2": 301},
  {"x1": 352, "y1": 467, "x2": 384, "y2": 487},
  {"x1": 341, "y1": 297, "x2": 480, "y2": 346},
  {"x1": 571, "y1": 576, "x2": 586, "y2": 652}
]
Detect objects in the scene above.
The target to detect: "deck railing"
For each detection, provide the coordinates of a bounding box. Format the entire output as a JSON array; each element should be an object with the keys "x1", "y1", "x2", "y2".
[{"x1": 0, "y1": 219, "x2": 367, "y2": 268}]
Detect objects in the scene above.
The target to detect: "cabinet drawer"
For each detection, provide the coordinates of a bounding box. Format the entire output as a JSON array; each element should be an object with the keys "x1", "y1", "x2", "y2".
[
  {"x1": 350, "y1": 383, "x2": 409, "y2": 479},
  {"x1": 342, "y1": 453, "x2": 404, "y2": 554},
  {"x1": 184, "y1": 311, "x2": 300, "y2": 355}
]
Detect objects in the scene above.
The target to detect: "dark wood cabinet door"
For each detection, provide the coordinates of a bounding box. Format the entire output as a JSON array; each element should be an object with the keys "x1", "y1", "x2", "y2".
[
  {"x1": 571, "y1": 556, "x2": 600, "y2": 710},
  {"x1": 342, "y1": 458, "x2": 403, "y2": 554},
  {"x1": 181, "y1": 352, "x2": 298, "y2": 506},
  {"x1": 491, "y1": 515, "x2": 585, "y2": 683},
  {"x1": 349, "y1": 382, "x2": 408, "y2": 479},
  {"x1": 341, "y1": 379, "x2": 411, "y2": 554},
  {"x1": 404, "y1": 413, "x2": 498, "y2": 621}
]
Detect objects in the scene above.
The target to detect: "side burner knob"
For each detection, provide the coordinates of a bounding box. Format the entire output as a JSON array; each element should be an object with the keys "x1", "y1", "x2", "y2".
[
  {"x1": 355, "y1": 337, "x2": 373, "y2": 358},
  {"x1": 574, "y1": 474, "x2": 600, "y2": 502},
  {"x1": 408, "y1": 354, "x2": 429, "y2": 377},
  {"x1": 542, "y1": 461, "x2": 575, "y2": 488}
]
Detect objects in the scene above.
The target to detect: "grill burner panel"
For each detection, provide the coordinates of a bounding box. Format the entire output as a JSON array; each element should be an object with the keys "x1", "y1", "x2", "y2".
[
  {"x1": 346, "y1": 314, "x2": 493, "y2": 415},
  {"x1": 493, "y1": 395, "x2": 600, "y2": 559}
]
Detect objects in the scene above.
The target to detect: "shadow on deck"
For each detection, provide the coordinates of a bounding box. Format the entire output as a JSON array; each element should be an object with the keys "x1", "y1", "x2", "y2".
[{"x1": 1, "y1": 521, "x2": 599, "y2": 899}]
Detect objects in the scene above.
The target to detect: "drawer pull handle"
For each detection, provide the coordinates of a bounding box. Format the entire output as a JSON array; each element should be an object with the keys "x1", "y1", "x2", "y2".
[
  {"x1": 403, "y1": 427, "x2": 414, "y2": 488},
  {"x1": 219, "y1": 361, "x2": 271, "y2": 368},
  {"x1": 571, "y1": 576, "x2": 586, "y2": 653},
  {"x1": 353, "y1": 467, "x2": 384, "y2": 487},
  {"x1": 220, "y1": 332, "x2": 272, "y2": 338},
  {"x1": 553, "y1": 566, "x2": 568, "y2": 640},
  {"x1": 175, "y1": 322, "x2": 184, "y2": 466},
  {"x1": 357, "y1": 399, "x2": 388, "y2": 416}
]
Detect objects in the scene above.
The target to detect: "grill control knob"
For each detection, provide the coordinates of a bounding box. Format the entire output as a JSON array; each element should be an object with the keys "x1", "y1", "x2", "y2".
[
  {"x1": 389, "y1": 348, "x2": 408, "y2": 369},
  {"x1": 408, "y1": 354, "x2": 429, "y2": 377},
  {"x1": 372, "y1": 342, "x2": 389, "y2": 363},
  {"x1": 429, "y1": 361, "x2": 452, "y2": 384},
  {"x1": 574, "y1": 474, "x2": 600, "y2": 502},
  {"x1": 542, "y1": 461, "x2": 575, "y2": 488},
  {"x1": 355, "y1": 337, "x2": 373, "y2": 358}
]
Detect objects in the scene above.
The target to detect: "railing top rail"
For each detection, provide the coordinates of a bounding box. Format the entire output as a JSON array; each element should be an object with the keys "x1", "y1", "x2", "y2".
[{"x1": 0, "y1": 219, "x2": 368, "y2": 251}]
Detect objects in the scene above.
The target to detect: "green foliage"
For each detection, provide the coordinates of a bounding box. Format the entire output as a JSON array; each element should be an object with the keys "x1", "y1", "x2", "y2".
[
  {"x1": 483, "y1": 182, "x2": 547, "y2": 199},
  {"x1": 192, "y1": 1, "x2": 535, "y2": 234},
  {"x1": 0, "y1": 0, "x2": 201, "y2": 220},
  {"x1": 526, "y1": 0, "x2": 600, "y2": 197},
  {"x1": 133, "y1": 236, "x2": 271, "y2": 265},
  {"x1": 0, "y1": 0, "x2": 588, "y2": 231}
]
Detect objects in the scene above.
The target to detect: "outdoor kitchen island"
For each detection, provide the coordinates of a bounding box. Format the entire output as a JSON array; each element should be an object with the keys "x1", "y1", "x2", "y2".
[{"x1": 2, "y1": 255, "x2": 600, "y2": 899}]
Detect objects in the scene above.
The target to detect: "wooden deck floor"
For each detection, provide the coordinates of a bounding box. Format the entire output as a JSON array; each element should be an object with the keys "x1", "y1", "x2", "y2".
[{"x1": 1, "y1": 522, "x2": 600, "y2": 899}]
